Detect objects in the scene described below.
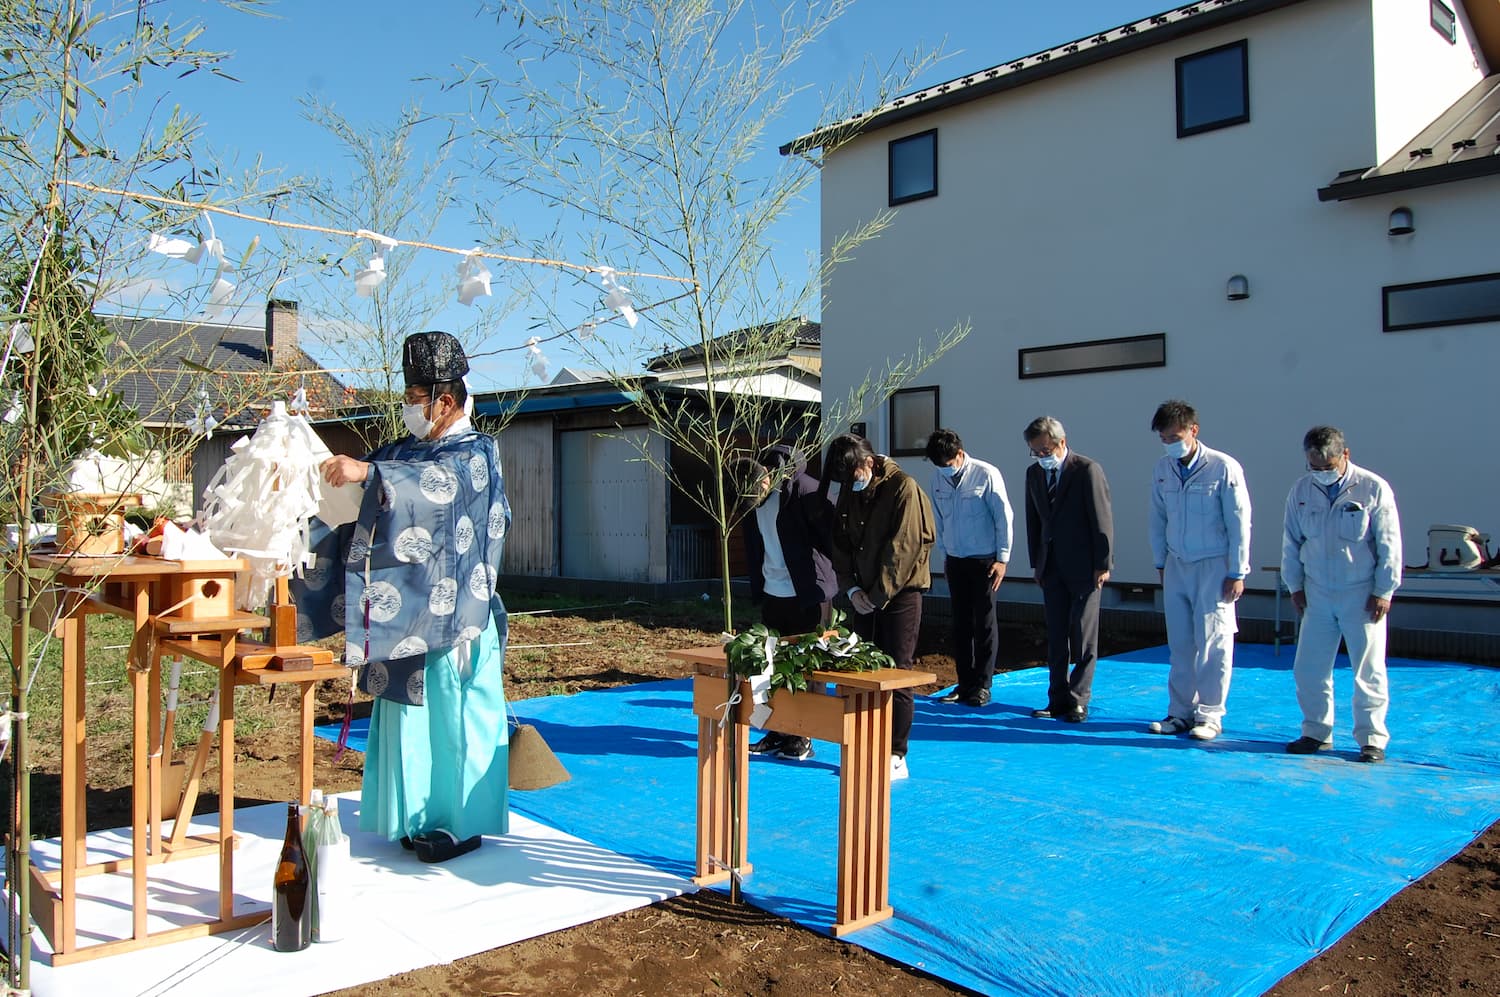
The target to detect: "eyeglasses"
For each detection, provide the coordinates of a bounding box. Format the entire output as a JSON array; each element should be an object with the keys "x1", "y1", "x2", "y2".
[
  {"x1": 404, "y1": 393, "x2": 432, "y2": 406},
  {"x1": 1027, "y1": 446, "x2": 1058, "y2": 459}
]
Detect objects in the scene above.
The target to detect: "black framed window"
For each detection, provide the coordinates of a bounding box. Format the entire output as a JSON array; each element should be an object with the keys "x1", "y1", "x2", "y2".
[
  {"x1": 1018, "y1": 334, "x2": 1166, "y2": 379},
  {"x1": 888, "y1": 130, "x2": 937, "y2": 205},
  {"x1": 888, "y1": 387, "x2": 939, "y2": 455},
  {"x1": 1176, "y1": 40, "x2": 1249, "y2": 138},
  {"x1": 1431, "y1": 0, "x2": 1457, "y2": 43},
  {"x1": 1384, "y1": 273, "x2": 1500, "y2": 331}
]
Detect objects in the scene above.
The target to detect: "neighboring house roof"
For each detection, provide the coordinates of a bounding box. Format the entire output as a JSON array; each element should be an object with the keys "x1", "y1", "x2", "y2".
[
  {"x1": 1318, "y1": 72, "x2": 1500, "y2": 200},
  {"x1": 782, "y1": 0, "x2": 1313, "y2": 154},
  {"x1": 102, "y1": 310, "x2": 369, "y2": 430},
  {"x1": 645, "y1": 319, "x2": 820, "y2": 371}
]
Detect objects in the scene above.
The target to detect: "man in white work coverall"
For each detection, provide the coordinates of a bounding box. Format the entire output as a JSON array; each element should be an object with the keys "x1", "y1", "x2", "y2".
[
  {"x1": 1281, "y1": 425, "x2": 1402, "y2": 764},
  {"x1": 1146, "y1": 400, "x2": 1252, "y2": 742}
]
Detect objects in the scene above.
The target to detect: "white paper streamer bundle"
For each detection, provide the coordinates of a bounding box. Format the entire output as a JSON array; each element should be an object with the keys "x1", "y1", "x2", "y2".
[{"x1": 199, "y1": 400, "x2": 328, "y2": 609}]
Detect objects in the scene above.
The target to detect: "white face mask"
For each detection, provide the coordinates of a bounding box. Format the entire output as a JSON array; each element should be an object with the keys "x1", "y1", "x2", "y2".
[
  {"x1": 850, "y1": 474, "x2": 870, "y2": 492},
  {"x1": 936, "y1": 464, "x2": 959, "y2": 479},
  {"x1": 402, "y1": 402, "x2": 434, "y2": 440},
  {"x1": 1036, "y1": 454, "x2": 1062, "y2": 472},
  {"x1": 1311, "y1": 468, "x2": 1341, "y2": 486},
  {"x1": 1162, "y1": 438, "x2": 1192, "y2": 460}
]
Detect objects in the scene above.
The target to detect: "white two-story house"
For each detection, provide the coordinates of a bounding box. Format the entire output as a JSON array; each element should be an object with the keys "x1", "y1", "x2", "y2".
[{"x1": 789, "y1": 0, "x2": 1500, "y2": 654}]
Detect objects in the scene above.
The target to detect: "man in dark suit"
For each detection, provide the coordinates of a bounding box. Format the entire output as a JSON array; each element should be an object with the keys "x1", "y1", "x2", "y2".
[{"x1": 1022, "y1": 416, "x2": 1113, "y2": 722}]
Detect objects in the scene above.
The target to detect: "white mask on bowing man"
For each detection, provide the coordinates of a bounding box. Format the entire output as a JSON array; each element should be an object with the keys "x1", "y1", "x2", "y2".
[
  {"x1": 1158, "y1": 423, "x2": 1198, "y2": 461},
  {"x1": 849, "y1": 455, "x2": 875, "y2": 492},
  {"x1": 1030, "y1": 435, "x2": 1065, "y2": 471}
]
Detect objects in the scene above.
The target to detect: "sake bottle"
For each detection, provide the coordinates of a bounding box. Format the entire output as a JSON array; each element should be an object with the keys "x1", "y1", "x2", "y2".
[
  {"x1": 313, "y1": 796, "x2": 348, "y2": 942},
  {"x1": 272, "y1": 801, "x2": 312, "y2": 952},
  {"x1": 302, "y1": 789, "x2": 326, "y2": 936}
]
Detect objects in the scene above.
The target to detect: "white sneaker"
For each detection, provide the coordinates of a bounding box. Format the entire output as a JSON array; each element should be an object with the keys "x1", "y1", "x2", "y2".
[
  {"x1": 1149, "y1": 716, "x2": 1191, "y2": 735},
  {"x1": 890, "y1": 755, "x2": 909, "y2": 781},
  {"x1": 1189, "y1": 723, "x2": 1220, "y2": 741}
]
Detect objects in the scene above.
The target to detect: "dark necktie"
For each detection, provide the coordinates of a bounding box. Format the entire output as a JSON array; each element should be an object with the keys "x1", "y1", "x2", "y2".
[{"x1": 1047, "y1": 468, "x2": 1058, "y2": 499}]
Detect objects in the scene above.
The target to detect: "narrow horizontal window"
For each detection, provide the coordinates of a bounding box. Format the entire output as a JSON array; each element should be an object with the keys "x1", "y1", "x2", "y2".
[
  {"x1": 889, "y1": 386, "x2": 939, "y2": 455},
  {"x1": 889, "y1": 130, "x2": 937, "y2": 206},
  {"x1": 1018, "y1": 334, "x2": 1166, "y2": 379},
  {"x1": 1431, "y1": 0, "x2": 1457, "y2": 43},
  {"x1": 1176, "y1": 40, "x2": 1249, "y2": 138},
  {"x1": 1384, "y1": 272, "x2": 1500, "y2": 331}
]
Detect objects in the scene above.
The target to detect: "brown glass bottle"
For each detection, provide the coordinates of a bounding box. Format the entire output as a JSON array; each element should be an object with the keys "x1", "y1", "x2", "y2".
[{"x1": 272, "y1": 801, "x2": 312, "y2": 951}]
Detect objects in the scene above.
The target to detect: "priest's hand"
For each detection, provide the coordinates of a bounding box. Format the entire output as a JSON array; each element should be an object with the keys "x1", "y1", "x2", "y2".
[{"x1": 321, "y1": 455, "x2": 369, "y2": 486}]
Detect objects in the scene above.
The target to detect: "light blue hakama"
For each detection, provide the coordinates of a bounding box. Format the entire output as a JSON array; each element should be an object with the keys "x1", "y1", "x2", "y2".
[{"x1": 360, "y1": 615, "x2": 510, "y2": 842}]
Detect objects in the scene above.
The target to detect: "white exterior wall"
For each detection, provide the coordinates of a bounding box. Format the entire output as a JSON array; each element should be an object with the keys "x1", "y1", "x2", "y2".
[
  {"x1": 820, "y1": 0, "x2": 1500, "y2": 608},
  {"x1": 1372, "y1": 0, "x2": 1486, "y2": 162}
]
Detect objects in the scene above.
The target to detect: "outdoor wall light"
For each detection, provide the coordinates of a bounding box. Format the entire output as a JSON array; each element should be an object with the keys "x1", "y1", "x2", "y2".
[
  {"x1": 1388, "y1": 206, "x2": 1414, "y2": 236},
  {"x1": 1226, "y1": 274, "x2": 1250, "y2": 301}
]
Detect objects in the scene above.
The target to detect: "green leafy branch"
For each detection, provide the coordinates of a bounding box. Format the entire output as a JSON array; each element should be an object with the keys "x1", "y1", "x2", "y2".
[{"x1": 722, "y1": 607, "x2": 892, "y2": 695}]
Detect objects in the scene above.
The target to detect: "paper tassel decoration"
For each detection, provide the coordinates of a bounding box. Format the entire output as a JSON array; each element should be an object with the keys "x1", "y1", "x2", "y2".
[
  {"x1": 597, "y1": 266, "x2": 639, "y2": 328},
  {"x1": 187, "y1": 387, "x2": 219, "y2": 437},
  {"x1": 289, "y1": 384, "x2": 309, "y2": 415},
  {"x1": 204, "y1": 264, "x2": 236, "y2": 318},
  {"x1": 2, "y1": 391, "x2": 20, "y2": 425},
  {"x1": 148, "y1": 232, "x2": 198, "y2": 260},
  {"x1": 199, "y1": 400, "x2": 329, "y2": 610},
  {"x1": 353, "y1": 229, "x2": 399, "y2": 298},
  {"x1": 456, "y1": 251, "x2": 492, "y2": 306},
  {"x1": 577, "y1": 320, "x2": 596, "y2": 341},
  {"x1": 5, "y1": 322, "x2": 32, "y2": 355},
  {"x1": 525, "y1": 336, "x2": 549, "y2": 381}
]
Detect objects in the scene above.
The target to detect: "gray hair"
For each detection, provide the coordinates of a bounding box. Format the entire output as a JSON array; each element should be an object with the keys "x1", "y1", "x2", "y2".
[
  {"x1": 1302, "y1": 425, "x2": 1347, "y2": 461},
  {"x1": 1023, "y1": 416, "x2": 1066, "y2": 444}
]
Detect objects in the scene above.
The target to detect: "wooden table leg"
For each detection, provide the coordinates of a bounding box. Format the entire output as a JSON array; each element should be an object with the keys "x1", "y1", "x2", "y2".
[
  {"x1": 217, "y1": 641, "x2": 235, "y2": 921},
  {"x1": 58, "y1": 614, "x2": 82, "y2": 955},
  {"x1": 130, "y1": 642, "x2": 149, "y2": 939},
  {"x1": 692, "y1": 708, "x2": 749, "y2": 885},
  {"x1": 148, "y1": 647, "x2": 163, "y2": 855},
  {"x1": 299, "y1": 681, "x2": 315, "y2": 807},
  {"x1": 833, "y1": 689, "x2": 894, "y2": 936}
]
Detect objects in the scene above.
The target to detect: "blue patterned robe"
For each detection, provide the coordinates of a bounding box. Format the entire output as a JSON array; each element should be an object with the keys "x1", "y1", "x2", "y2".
[{"x1": 293, "y1": 423, "x2": 511, "y2": 841}]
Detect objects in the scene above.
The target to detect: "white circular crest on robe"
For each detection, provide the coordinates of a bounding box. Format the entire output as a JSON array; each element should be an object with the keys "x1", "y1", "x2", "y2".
[
  {"x1": 487, "y1": 503, "x2": 507, "y2": 540},
  {"x1": 428, "y1": 578, "x2": 458, "y2": 616},
  {"x1": 344, "y1": 640, "x2": 365, "y2": 666},
  {"x1": 454, "y1": 515, "x2": 475, "y2": 555},
  {"x1": 346, "y1": 526, "x2": 371, "y2": 565},
  {"x1": 468, "y1": 453, "x2": 488, "y2": 491},
  {"x1": 382, "y1": 480, "x2": 397, "y2": 509},
  {"x1": 331, "y1": 594, "x2": 347, "y2": 626},
  {"x1": 390, "y1": 635, "x2": 429, "y2": 658},
  {"x1": 457, "y1": 625, "x2": 482, "y2": 643},
  {"x1": 363, "y1": 581, "x2": 402, "y2": 623},
  {"x1": 364, "y1": 660, "x2": 388, "y2": 695},
  {"x1": 394, "y1": 526, "x2": 434, "y2": 563},
  {"x1": 406, "y1": 669, "x2": 425, "y2": 703},
  {"x1": 301, "y1": 555, "x2": 333, "y2": 591},
  {"x1": 419, "y1": 465, "x2": 459, "y2": 505},
  {"x1": 468, "y1": 562, "x2": 496, "y2": 600}
]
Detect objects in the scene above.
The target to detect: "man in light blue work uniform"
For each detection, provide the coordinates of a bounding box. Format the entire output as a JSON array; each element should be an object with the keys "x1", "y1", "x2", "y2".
[
  {"x1": 1146, "y1": 400, "x2": 1252, "y2": 742},
  {"x1": 925, "y1": 428, "x2": 1013, "y2": 708},
  {"x1": 1281, "y1": 426, "x2": 1402, "y2": 763}
]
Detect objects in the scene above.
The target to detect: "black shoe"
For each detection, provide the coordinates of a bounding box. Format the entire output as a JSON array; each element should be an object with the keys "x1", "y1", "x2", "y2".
[
  {"x1": 413, "y1": 829, "x2": 482, "y2": 864},
  {"x1": 962, "y1": 690, "x2": 991, "y2": 708},
  {"x1": 1357, "y1": 745, "x2": 1386, "y2": 764},
  {"x1": 774, "y1": 736, "x2": 814, "y2": 761},
  {"x1": 1286, "y1": 736, "x2": 1333, "y2": 755},
  {"x1": 750, "y1": 732, "x2": 786, "y2": 754},
  {"x1": 1031, "y1": 707, "x2": 1055, "y2": 719},
  {"x1": 934, "y1": 688, "x2": 963, "y2": 703},
  {"x1": 1060, "y1": 706, "x2": 1088, "y2": 723}
]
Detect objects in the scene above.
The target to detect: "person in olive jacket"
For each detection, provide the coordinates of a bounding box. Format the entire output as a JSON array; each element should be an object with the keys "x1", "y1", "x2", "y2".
[{"x1": 822, "y1": 433, "x2": 935, "y2": 780}]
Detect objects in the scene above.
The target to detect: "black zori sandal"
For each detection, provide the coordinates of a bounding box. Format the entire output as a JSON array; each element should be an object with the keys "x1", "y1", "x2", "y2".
[{"x1": 412, "y1": 829, "x2": 482, "y2": 864}]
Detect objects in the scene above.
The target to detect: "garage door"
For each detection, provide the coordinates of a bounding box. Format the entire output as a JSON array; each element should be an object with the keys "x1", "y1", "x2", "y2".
[{"x1": 559, "y1": 428, "x2": 651, "y2": 580}]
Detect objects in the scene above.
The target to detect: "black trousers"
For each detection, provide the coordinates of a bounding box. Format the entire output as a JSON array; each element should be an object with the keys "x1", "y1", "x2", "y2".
[
  {"x1": 1040, "y1": 567, "x2": 1101, "y2": 711},
  {"x1": 761, "y1": 595, "x2": 823, "y2": 637},
  {"x1": 850, "y1": 589, "x2": 921, "y2": 758},
  {"x1": 946, "y1": 556, "x2": 999, "y2": 697}
]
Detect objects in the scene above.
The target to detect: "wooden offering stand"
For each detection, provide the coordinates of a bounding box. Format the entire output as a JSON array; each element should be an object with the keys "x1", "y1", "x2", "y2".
[
  {"x1": 668, "y1": 646, "x2": 934, "y2": 937},
  {"x1": 18, "y1": 554, "x2": 348, "y2": 965}
]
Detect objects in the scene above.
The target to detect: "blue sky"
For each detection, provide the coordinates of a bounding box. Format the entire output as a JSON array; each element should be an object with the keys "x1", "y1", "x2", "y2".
[{"x1": 132, "y1": 0, "x2": 1168, "y2": 389}]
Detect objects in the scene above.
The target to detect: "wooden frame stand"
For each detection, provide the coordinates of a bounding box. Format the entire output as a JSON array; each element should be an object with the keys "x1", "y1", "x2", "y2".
[{"x1": 669, "y1": 646, "x2": 934, "y2": 937}]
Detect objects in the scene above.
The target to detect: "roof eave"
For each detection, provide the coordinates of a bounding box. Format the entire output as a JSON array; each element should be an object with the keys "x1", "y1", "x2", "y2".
[
  {"x1": 1317, "y1": 155, "x2": 1500, "y2": 200},
  {"x1": 781, "y1": 0, "x2": 1311, "y2": 155}
]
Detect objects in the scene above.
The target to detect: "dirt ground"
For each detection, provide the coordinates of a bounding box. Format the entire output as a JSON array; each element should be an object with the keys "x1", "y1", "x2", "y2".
[{"x1": 20, "y1": 597, "x2": 1500, "y2": 996}]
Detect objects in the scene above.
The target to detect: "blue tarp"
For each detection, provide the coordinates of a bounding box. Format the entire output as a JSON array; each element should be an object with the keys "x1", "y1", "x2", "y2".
[{"x1": 316, "y1": 644, "x2": 1500, "y2": 996}]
